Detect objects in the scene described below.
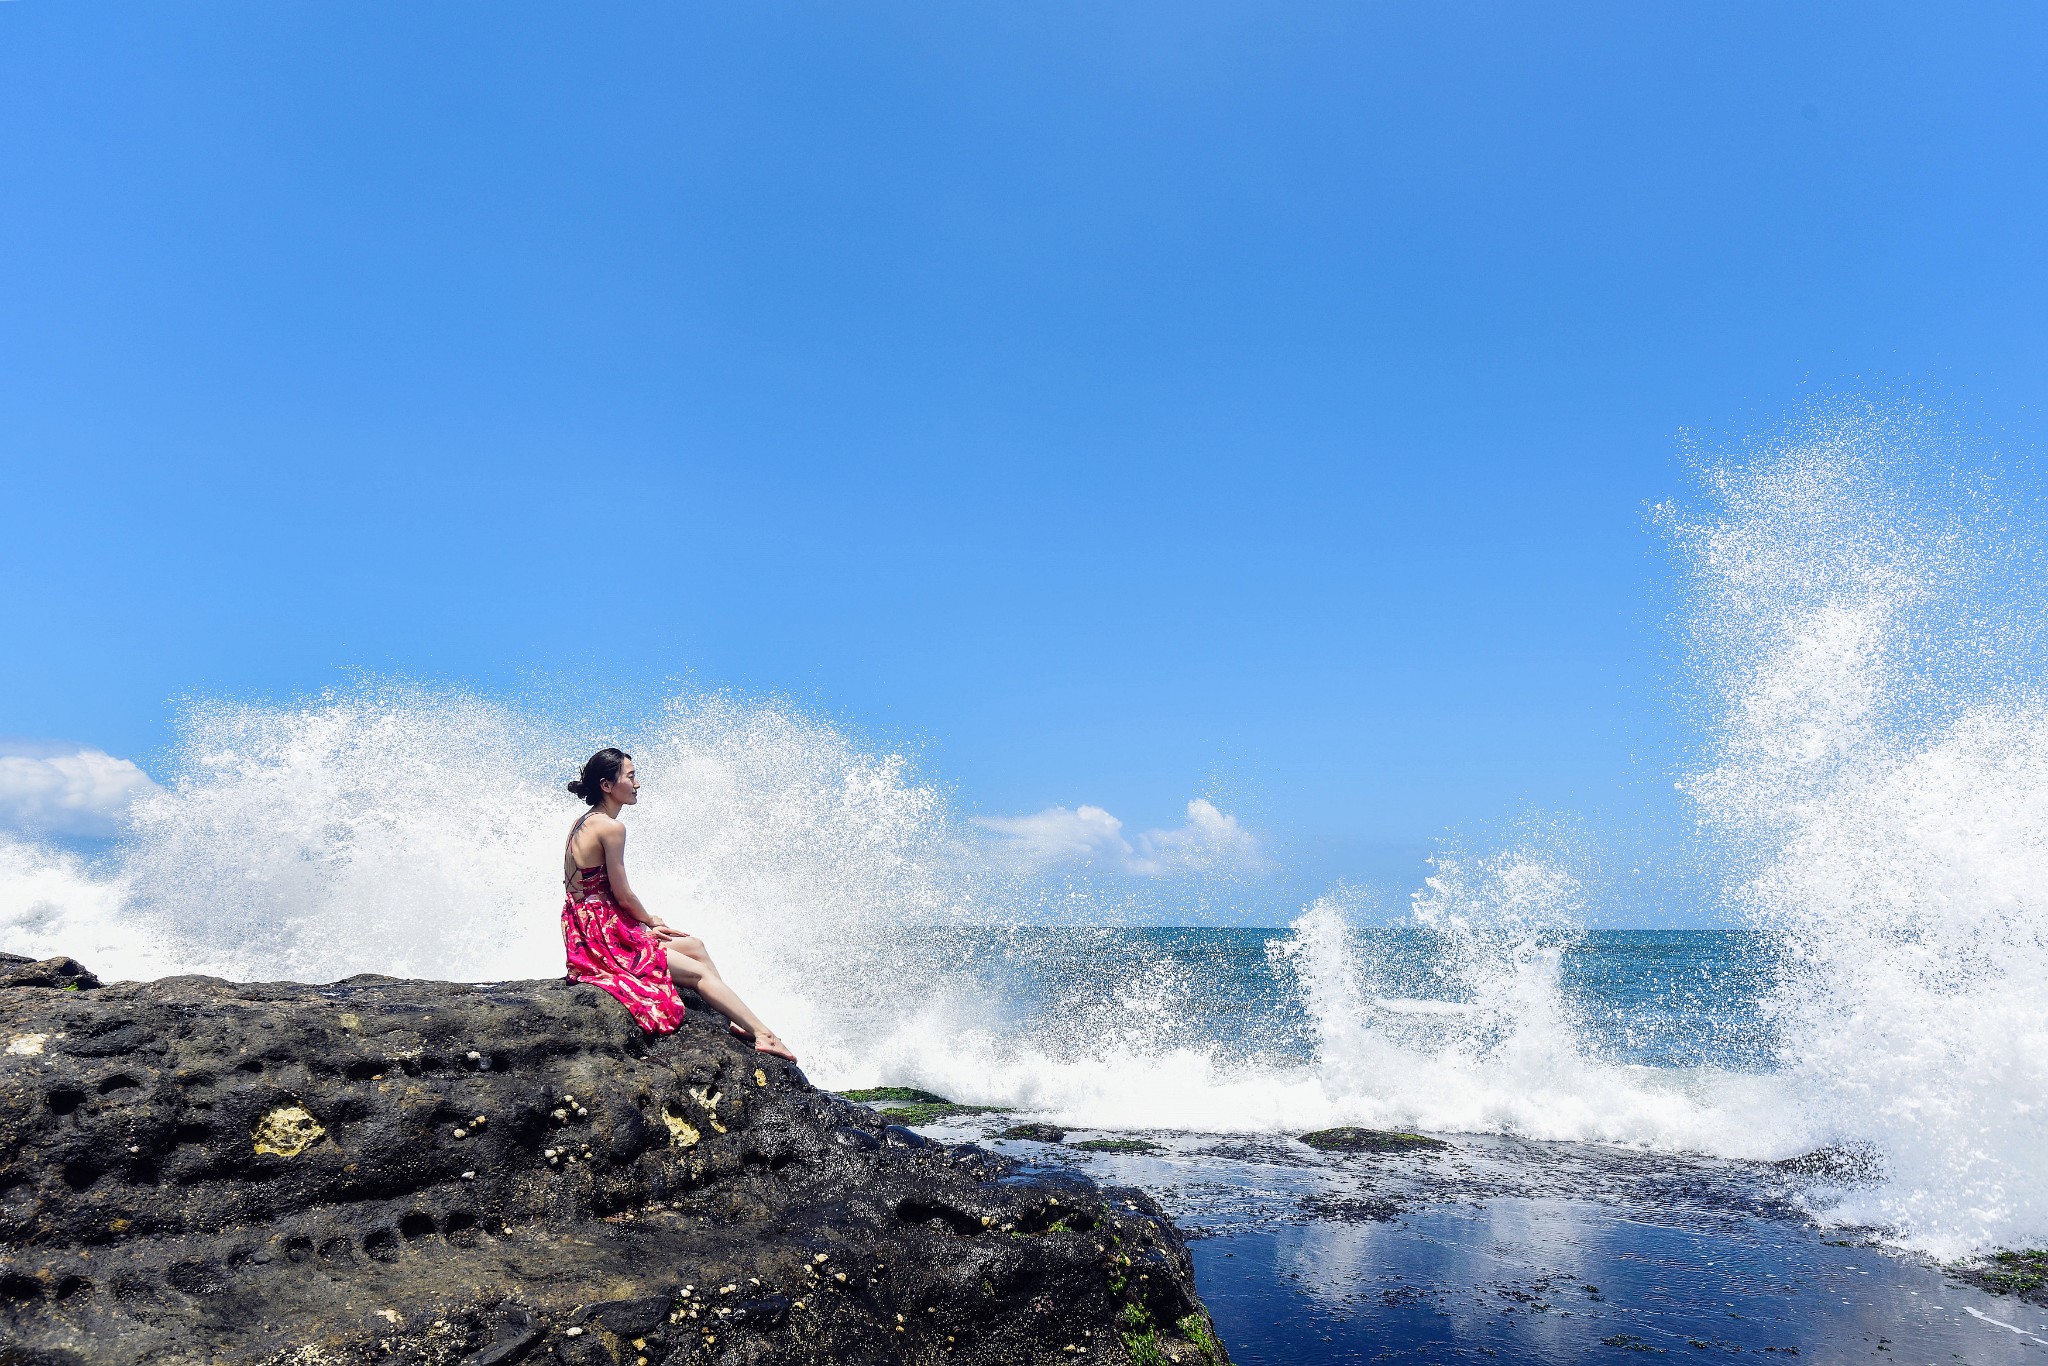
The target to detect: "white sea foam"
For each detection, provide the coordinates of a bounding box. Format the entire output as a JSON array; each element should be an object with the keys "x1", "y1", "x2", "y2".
[
  {"x1": 0, "y1": 688, "x2": 970, "y2": 1003},
  {"x1": 0, "y1": 690, "x2": 1784, "y2": 1160},
  {"x1": 1, "y1": 402, "x2": 2041, "y2": 1257},
  {"x1": 1248, "y1": 862, "x2": 1805, "y2": 1157},
  {"x1": 1667, "y1": 404, "x2": 2048, "y2": 1258}
]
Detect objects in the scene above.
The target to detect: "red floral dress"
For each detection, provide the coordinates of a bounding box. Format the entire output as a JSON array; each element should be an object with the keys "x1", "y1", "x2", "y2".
[{"x1": 562, "y1": 848, "x2": 686, "y2": 1034}]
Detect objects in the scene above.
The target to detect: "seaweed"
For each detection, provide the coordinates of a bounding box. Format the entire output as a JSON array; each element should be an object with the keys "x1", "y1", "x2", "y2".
[
  {"x1": 1298, "y1": 1126, "x2": 1447, "y2": 1154},
  {"x1": 837, "y1": 1089, "x2": 1005, "y2": 1125}
]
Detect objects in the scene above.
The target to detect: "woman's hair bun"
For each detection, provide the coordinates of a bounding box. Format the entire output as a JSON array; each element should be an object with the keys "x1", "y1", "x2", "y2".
[{"x1": 569, "y1": 748, "x2": 631, "y2": 807}]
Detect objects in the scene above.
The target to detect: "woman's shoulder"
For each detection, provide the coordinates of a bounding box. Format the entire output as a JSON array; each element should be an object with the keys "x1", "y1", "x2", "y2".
[{"x1": 569, "y1": 812, "x2": 621, "y2": 866}]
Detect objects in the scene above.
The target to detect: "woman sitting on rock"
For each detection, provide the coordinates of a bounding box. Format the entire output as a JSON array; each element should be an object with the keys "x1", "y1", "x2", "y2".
[{"x1": 562, "y1": 747, "x2": 797, "y2": 1060}]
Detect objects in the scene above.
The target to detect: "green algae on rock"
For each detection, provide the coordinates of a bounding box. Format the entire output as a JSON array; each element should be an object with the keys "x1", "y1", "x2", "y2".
[
  {"x1": 882, "y1": 1102, "x2": 1006, "y2": 1125},
  {"x1": 840, "y1": 1086, "x2": 952, "y2": 1105},
  {"x1": 839, "y1": 1087, "x2": 1007, "y2": 1126},
  {"x1": 1074, "y1": 1139, "x2": 1163, "y2": 1154},
  {"x1": 1113, "y1": 1283, "x2": 1226, "y2": 1365},
  {"x1": 1953, "y1": 1248, "x2": 2048, "y2": 1304},
  {"x1": 1297, "y1": 1126, "x2": 1447, "y2": 1153}
]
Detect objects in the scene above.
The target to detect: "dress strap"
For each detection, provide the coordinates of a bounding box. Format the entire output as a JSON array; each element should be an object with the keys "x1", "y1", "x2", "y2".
[{"x1": 564, "y1": 809, "x2": 595, "y2": 892}]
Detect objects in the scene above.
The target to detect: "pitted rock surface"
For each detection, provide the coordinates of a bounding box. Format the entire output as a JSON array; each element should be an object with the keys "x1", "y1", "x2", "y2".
[{"x1": 0, "y1": 959, "x2": 1225, "y2": 1365}]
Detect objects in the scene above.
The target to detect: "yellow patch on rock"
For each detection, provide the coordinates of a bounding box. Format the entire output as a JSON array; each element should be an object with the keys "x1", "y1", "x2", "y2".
[
  {"x1": 663, "y1": 1110, "x2": 701, "y2": 1148},
  {"x1": 6, "y1": 1033, "x2": 48, "y2": 1057},
  {"x1": 253, "y1": 1103, "x2": 327, "y2": 1157},
  {"x1": 337, "y1": 1013, "x2": 361, "y2": 1030},
  {"x1": 754, "y1": 1069, "x2": 768, "y2": 1088},
  {"x1": 688, "y1": 1086, "x2": 727, "y2": 1133}
]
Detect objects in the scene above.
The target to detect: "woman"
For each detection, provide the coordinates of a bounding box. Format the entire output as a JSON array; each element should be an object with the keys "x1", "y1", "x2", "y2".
[{"x1": 562, "y1": 747, "x2": 796, "y2": 1060}]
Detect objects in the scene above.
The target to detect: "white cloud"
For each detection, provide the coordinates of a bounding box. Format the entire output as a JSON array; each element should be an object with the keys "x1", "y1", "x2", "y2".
[
  {"x1": 1129, "y1": 797, "x2": 1269, "y2": 876},
  {"x1": 976, "y1": 798, "x2": 1268, "y2": 877},
  {"x1": 976, "y1": 803, "x2": 1133, "y2": 867},
  {"x1": 0, "y1": 744, "x2": 159, "y2": 836}
]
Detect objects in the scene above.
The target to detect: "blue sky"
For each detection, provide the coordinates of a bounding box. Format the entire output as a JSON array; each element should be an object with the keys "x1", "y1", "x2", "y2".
[{"x1": 4, "y1": 3, "x2": 2045, "y2": 911}]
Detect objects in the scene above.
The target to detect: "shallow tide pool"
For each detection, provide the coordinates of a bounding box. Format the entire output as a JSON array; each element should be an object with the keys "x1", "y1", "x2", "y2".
[{"x1": 951, "y1": 1124, "x2": 2048, "y2": 1365}]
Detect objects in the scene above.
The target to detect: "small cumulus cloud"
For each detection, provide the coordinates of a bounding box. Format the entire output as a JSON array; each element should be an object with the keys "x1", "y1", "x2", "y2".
[
  {"x1": 976, "y1": 798, "x2": 1269, "y2": 877},
  {"x1": 0, "y1": 742, "x2": 159, "y2": 837}
]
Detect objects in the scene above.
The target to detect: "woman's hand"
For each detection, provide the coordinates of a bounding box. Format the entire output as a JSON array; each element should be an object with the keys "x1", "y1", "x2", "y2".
[{"x1": 646, "y1": 920, "x2": 683, "y2": 941}]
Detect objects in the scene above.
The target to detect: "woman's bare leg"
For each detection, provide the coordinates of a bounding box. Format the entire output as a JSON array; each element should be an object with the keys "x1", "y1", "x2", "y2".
[{"x1": 665, "y1": 937, "x2": 796, "y2": 1061}]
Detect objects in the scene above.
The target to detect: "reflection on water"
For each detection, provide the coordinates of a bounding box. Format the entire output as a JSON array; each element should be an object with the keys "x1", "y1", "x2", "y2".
[
  {"x1": 957, "y1": 1121, "x2": 2048, "y2": 1365},
  {"x1": 1199, "y1": 1209, "x2": 2048, "y2": 1364}
]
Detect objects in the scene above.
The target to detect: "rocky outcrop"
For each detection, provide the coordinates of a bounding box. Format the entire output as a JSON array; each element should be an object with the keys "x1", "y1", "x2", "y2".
[{"x1": 0, "y1": 954, "x2": 1225, "y2": 1366}]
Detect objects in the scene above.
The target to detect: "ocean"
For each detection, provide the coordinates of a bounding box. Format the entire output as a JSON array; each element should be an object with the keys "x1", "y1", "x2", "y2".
[{"x1": 874, "y1": 924, "x2": 2048, "y2": 1362}]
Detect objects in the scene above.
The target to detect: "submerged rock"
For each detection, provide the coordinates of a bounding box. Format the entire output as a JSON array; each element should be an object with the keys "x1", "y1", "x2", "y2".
[
  {"x1": 838, "y1": 1089, "x2": 1006, "y2": 1127},
  {"x1": 1071, "y1": 1140, "x2": 1161, "y2": 1155},
  {"x1": 839, "y1": 1088, "x2": 951, "y2": 1106},
  {"x1": 0, "y1": 961, "x2": 1226, "y2": 1365},
  {"x1": 997, "y1": 1124, "x2": 1069, "y2": 1145},
  {"x1": 1297, "y1": 1193, "x2": 1404, "y2": 1222},
  {"x1": 1297, "y1": 1127, "x2": 1447, "y2": 1154}
]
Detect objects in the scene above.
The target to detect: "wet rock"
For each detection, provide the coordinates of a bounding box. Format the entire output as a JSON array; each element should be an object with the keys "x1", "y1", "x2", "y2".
[
  {"x1": 840, "y1": 1089, "x2": 1006, "y2": 1126},
  {"x1": 1072, "y1": 1139, "x2": 1161, "y2": 1154},
  {"x1": 0, "y1": 953, "x2": 100, "y2": 993},
  {"x1": 1951, "y1": 1248, "x2": 2048, "y2": 1305},
  {"x1": 0, "y1": 961, "x2": 1226, "y2": 1364},
  {"x1": 1297, "y1": 1127, "x2": 1447, "y2": 1154},
  {"x1": 840, "y1": 1087, "x2": 950, "y2": 1106},
  {"x1": 997, "y1": 1123, "x2": 1069, "y2": 1144},
  {"x1": 1769, "y1": 1144, "x2": 1884, "y2": 1183},
  {"x1": 1298, "y1": 1193, "x2": 1404, "y2": 1222}
]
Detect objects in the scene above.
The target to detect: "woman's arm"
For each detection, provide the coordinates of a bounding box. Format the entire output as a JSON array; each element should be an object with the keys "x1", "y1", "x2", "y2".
[{"x1": 600, "y1": 824, "x2": 673, "y2": 934}]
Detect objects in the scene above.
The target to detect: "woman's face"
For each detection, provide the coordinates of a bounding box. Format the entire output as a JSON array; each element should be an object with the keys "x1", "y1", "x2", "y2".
[{"x1": 604, "y1": 758, "x2": 639, "y2": 806}]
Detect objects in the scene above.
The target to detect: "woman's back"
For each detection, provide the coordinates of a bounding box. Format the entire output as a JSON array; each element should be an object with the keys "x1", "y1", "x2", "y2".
[{"x1": 563, "y1": 811, "x2": 618, "y2": 893}]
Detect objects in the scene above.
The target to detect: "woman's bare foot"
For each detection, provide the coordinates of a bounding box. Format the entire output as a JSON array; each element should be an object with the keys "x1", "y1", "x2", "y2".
[{"x1": 726, "y1": 1019, "x2": 798, "y2": 1061}]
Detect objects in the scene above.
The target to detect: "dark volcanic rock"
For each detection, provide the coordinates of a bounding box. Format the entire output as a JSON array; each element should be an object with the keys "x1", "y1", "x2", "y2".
[
  {"x1": 1297, "y1": 1127, "x2": 1446, "y2": 1154},
  {"x1": 0, "y1": 953, "x2": 101, "y2": 993},
  {"x1": 0, "y1": 963, "x2": 1226, "y2": 1366},
  {"x1": 995, "y1": 1124, "x2": 1067, "y2": 1145}
]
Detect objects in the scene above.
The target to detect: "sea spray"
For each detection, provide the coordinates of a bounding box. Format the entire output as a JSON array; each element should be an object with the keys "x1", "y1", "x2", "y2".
[
  {"x1": 6, "y1": 402, "x2": 2045, "y2": 1259},
  {"x1": 1670, "y1": 402, "x2": 2048, "y2": 1256},
  {"x1": 0, "y1": 833, "x2": 134, "y2": 975},
  {"x1": 0, "y1": 685, "x2": 977, "y2": 998},
  {"x1": 1268, "y1": 847, "x2": 1790, "y2": 1151},
  {"x1": 0, "y1": 684, "x2": 1795, "y2": 1155}
]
